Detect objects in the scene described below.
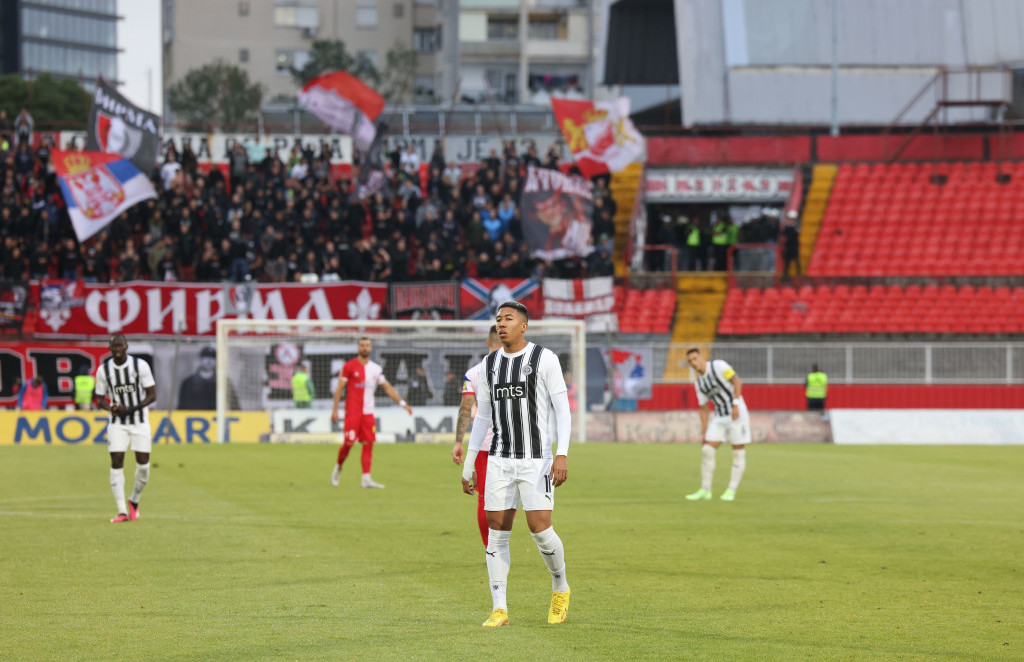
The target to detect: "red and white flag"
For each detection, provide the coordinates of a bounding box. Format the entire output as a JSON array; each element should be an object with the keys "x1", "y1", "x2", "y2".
[
  {"x1": 53, "y1": 150, "x2": 158, "y2": 242},
  {"x1": 551, "y1": 96, "x2": 644, "y2": 179},
  {"x1": 298, "y1": 71, "x2": 385, "y2": 153},
  {"x1": 542, "y1": 276, "x2": 618, "y2": 332}
]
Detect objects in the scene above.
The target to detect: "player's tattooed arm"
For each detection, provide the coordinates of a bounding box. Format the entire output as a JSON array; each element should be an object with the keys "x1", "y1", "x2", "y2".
[
  {"x1": 455, "y1": 394, "x2": 475, "y2": 445},
  {"x1": 452, "y1": 394, "x2": 475, "y2": 465}
]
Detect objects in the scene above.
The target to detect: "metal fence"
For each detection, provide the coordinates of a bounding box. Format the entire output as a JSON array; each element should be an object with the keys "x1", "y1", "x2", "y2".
[{"x1": 640, "y1": 342, "x2": 1024, "y2": 385}]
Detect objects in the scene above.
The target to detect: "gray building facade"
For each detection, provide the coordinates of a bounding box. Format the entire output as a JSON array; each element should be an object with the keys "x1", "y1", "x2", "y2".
[{"x1": 0, "y1": 0, "x2": 118, "y2": 85}]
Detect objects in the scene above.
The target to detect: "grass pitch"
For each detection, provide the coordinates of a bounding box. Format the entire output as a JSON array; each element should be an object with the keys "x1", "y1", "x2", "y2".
[{"x1": 1, "y1": 442, "x2": 1021, "y2": 661}]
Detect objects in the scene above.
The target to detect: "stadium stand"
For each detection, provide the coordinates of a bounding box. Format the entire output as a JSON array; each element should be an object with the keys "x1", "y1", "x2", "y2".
[
  {"x1": 718, "y1": 283, "x2": 1024, "y2": 336},
  {"x1": 0, "y1": 138, "x2": 617, "y2": 285},
  {"x1": 810, "y1": 161, "x2": 1024, "y2": 276}
]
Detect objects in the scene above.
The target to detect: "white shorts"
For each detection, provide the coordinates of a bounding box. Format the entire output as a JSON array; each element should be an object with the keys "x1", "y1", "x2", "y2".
[
  {"x1": 107, "y1": 423, "x2": 153, "y2": 454},
  {"x1": 705, "y1": 404, "x2": 752, "y2": 445},
  {"x1": 483, "y1": 456, "x2": 554, "y2": 512}
]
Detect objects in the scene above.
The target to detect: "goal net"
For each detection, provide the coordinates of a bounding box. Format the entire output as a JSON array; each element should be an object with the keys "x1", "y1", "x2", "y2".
[{"x1": 214, "y1": 319, "x2": 587, "y2": 444}]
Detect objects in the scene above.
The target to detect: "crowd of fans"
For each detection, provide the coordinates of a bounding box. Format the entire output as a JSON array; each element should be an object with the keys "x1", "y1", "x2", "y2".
[{"x1": 0, "y1": 121, "x2": 618, "y2": 286}]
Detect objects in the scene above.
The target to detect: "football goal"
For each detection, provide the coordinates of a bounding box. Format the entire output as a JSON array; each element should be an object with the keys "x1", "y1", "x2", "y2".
[{"x1": 214, "y1": 319, "x2": 587, "y2": 443}]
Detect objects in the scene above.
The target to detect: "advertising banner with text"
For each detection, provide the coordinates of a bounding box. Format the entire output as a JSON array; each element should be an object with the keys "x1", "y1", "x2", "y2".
[
  {"x1": 0, "y1": 410, "x2": 268, "y2": 445},
  {"x1": 29, "y1": 280, "x2": 387, "y2": 338},
  {"x1": 644, "y1": 168, "x2": 794, "y2": 203}
]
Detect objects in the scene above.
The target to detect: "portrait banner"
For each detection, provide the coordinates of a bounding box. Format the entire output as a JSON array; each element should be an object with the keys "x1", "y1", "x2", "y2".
[{"x1": 521, "y1": 165, "x2": 595, "y2": 260}]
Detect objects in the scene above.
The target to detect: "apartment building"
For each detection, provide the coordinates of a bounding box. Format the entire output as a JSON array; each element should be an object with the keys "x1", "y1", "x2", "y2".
[
  {"x1": 453, "y1": 0, "x2": 597, "y2": 104},
  {"x1": 162, "y1": 0, "x2": 440, "y2": 112}
]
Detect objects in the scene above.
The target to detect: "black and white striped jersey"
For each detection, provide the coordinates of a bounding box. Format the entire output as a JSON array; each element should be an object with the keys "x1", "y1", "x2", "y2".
[
  {"x1": 94, "y1": 354, "x2": 156, "y2": 425},
  {"x1": 694, "y1": 359, "x2": 741, "y2": 417},
  {"x1": 478, "y1": 342, "x2": 567, "y2": 460}
]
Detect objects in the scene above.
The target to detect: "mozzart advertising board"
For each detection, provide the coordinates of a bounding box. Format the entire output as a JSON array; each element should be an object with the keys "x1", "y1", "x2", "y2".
[
  {"x1": 0, "y1": 411, "x2": 268, "y2": 446},
  {"x1": 31, "y1": 280, "x2": 388, "y2": 338}
]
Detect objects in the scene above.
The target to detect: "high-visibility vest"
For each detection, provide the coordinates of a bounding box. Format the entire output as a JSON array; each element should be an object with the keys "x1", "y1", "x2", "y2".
[
  {"x1": 687, "y1": 227, "x2": 701, "y2": 246},
  {"x1": 711, "y1": 223, "x2": 729, "y2": 245},
  {"x1": 806, "y1": 371, "x2": 828, "y2": 399},
  {"x1": 74, "y1": 374, "x2": 95, "y2": 405},
  {"x1": 292, "y1": 371, "x2": 312, "y2": 402}
]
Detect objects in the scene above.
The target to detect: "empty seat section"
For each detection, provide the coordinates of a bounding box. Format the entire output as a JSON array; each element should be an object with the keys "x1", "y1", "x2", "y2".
[
  {"x1": 717, "y1": 285, "x2": 1024, "y2": 335},
  {"x1": 809, "y1": 161, "x2": 1024, "y2": 276}
]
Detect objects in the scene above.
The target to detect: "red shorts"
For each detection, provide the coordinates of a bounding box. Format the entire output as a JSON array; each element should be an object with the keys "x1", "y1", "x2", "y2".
[
  {"x1": 343, "y1": 414, "x2": 376, "y2": 443},
  {"x1": 474, "y1": 450, "x2": 488, "y2": 497}
]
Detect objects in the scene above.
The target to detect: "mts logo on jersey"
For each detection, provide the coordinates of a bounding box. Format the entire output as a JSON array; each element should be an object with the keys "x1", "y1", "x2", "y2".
[
  {"x1": 493, "y1": 381, "x2": 526, "y2": 400},
  {"x1": 113, "y1": 384, "x2": 137, "y2": 395}
]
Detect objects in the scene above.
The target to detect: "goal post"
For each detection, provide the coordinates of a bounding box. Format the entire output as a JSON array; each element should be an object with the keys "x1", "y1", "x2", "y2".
[{"x1": 214, "y1": 319, "x2": 587, "y2": 444}]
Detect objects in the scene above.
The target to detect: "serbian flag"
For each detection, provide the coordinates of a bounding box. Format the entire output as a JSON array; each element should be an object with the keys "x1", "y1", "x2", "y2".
[
  {"x1": 551, "y1": 96, "x2": 644, "y2": 179},
  {"x1": 298, "y1": 71, "x2": 386, "y2": 153},
  {"x1": 53, "y1": 150, "x2": 158, "y2": 242}
]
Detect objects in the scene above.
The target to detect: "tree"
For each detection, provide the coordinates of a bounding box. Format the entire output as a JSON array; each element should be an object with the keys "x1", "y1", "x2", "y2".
[
  {"x1": 168, "y1": 60, "x2": 264, "y2": 130},
  {"x1": 379, "y1": 44, "x2": 419, "y2": 104},
  {"x1": 290, "y1": 40, "x2": 380, "y2": 89},
  {"x1": 0, "y1": 74, "x2": 89, "y2": 126}
]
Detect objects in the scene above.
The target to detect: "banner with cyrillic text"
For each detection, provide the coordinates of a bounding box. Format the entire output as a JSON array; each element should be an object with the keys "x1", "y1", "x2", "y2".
[{"x1": 29, "y1": 280, "x2": 387, "y2": 338}]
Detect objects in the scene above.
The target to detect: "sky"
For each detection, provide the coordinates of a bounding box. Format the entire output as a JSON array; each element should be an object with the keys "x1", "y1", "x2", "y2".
[{"x1": 116, "y1": 0, "x2": 163, "y2": 114}]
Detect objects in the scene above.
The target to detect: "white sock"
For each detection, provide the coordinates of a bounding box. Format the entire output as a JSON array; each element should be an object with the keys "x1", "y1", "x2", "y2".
[
  {"x1": 531, "y1": 526, "x2": 568, "y2": 592},
  {"x1": 110, "y1": 468, "x2": 126, "y2": 515},
  {"x1": 485, "y1": 528, "x2": 511, "y2": 611},
  {"x1": 130, "y1": 463, "x2": 150, "y2": 503},
  {"x1": 728, "y1": 448, "x2": 746, "y2": 492},
  {"x1": 701, "y1": 444, "x2": 716, "y2": 491},
  {"x1": 361, "y1": 473, "x2": 371, "y2": 482}
]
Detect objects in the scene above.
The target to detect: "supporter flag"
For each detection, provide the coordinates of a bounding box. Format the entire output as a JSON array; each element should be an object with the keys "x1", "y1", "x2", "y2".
[
  {"x1": 551, "y1": 96, "x2": 644, "y2": 179},
  {"x1": 356, "y1": 120, "x2": 390, "y2": 200},
  {"x1": 542, "y1": 276, "x2": 617, "y2": 332},
  {"x1": 521, "y1": 165, "x2": 594, "y2": 260},
  {"x1": 460, "y1": 278, "x2": 542, "y2": 320},
  {"x1": 85, "y1": 75, "x2": 161, "y2": 173},
  {"x1": 298, "y1": 71, "x2": 386, "y2": 153},
  {"x1": 607, "y1": 347, "x2": 652, "y2": 400},
  {"x1": 53, "y1": 150, "x2": 158, "y2": 242}
]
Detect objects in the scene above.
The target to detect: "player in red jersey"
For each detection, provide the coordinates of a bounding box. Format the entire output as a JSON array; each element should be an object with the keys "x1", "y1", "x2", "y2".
[
  {"x1": 330, "y1": 337, "x2": 412, "y2": 489},
  {"x1": 452, "y1": 325, "x2": 503, "y2": 547}
]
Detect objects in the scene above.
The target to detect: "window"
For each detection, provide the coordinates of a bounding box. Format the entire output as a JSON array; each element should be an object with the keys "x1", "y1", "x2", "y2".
[
  {"x1": 239, "y1": 1, "x2": 250, "y2": 16},
  {"x1": 393, "y1": 2, "x2": 404, "y2": 18},
  {"x1": 413, "y1": 74, "x2": 436, "y2": 102},
  {"x1": 276, "y1": 2, "x2": 319, "y2": 28},
  {"x1": 487, "y1": 16, "x2": 518, "y2": 41},
  {"x1": 275, "y1": 50, "x2": 293, "y2": 73},
  {"x1": 356, "y1": 1, "x2": 378, "y2": 28},
  {"x1": 413, "y1": 27, "x2": 437, "y2": 53},
  {"x1": 276, "y1": 49, "x2": 310, "y2": 73},
  {"x1": 528, "y1": 14, "x2": 566, "y2": 40},
  {"x1": 239, "y1": 48, "x2": 250, "y2": 63}
]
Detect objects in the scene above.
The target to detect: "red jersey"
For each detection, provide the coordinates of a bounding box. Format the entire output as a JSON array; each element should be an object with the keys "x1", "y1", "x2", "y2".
[{"x1": 341, "y1": 358, "x2": 386, "y2": 417}]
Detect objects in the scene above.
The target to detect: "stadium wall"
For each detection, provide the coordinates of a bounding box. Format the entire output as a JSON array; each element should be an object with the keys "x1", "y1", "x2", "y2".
[
  {"x1": 641, "y1": 384, "x2": 1024, "y2": 411},
  {"x1": 4, "y1": 408, "x2": 1021, "y2": 446},
  {"x1": 645, "y1": 133, "x2": 1022, "y2": 167}
]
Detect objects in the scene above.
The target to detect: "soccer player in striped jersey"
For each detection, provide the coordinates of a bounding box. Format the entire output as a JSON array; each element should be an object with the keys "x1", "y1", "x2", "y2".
[
  {"x1": 452, "y1": 325, "x2": 504, "y2": 548},
  {"x1": 684, "y1": 347, "x2": 749, "y2": 502},
  {"x1": 94, "y1": 334, "x2": 156, "y2": 523},
  {"x1": 461, "y1": 301, "x2": 572, "y2": 627}
]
